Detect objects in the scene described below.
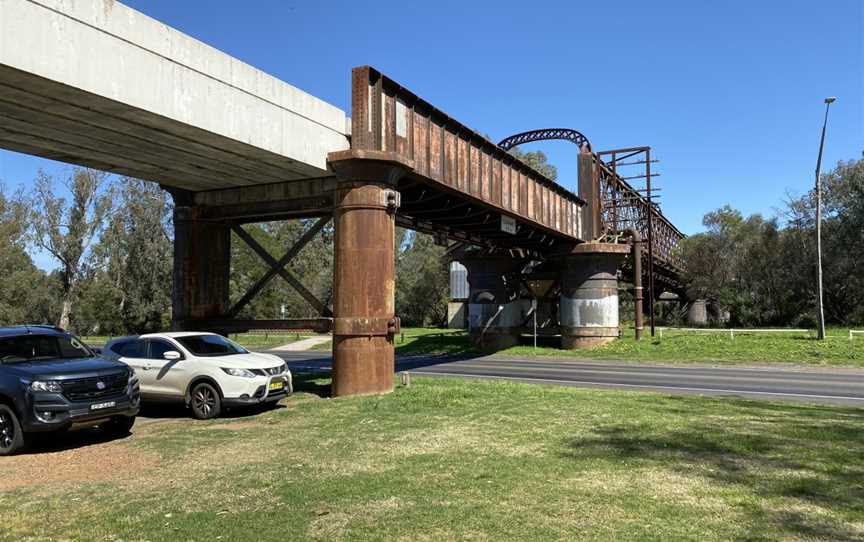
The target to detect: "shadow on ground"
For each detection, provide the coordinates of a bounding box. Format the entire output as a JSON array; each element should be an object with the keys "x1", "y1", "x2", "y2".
[
  {"x1": 562, "y1": 396, "x2": 864, "y2": 540},
  {"x1": 22, "y1": 426, "x2": 131, "y2": 455},
  {"x1": 139, "y1": 402, "x2": 285, "y2": 420}
]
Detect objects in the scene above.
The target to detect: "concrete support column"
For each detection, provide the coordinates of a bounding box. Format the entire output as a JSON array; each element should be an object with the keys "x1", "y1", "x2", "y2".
[
  {"x1": 327, "y1": 150, "x2": 413, "y2": 397},
  {"x1": 171, "y1": 204, "x2": 231, "y2": 333},
  {"x1": 558, "y1": 243, "x2": 630, "y2": 348},
  {"x1": 687, "y1": 299, "x2": 709, "y2": 326},
  {"x1": 461, "y1": 254, "x2": 525, "y2": 350}
]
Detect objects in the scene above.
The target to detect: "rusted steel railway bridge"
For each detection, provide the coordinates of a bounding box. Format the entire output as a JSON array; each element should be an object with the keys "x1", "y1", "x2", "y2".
[{"x1": 1, "y1": 0, "x2": 684, "y2": 396}]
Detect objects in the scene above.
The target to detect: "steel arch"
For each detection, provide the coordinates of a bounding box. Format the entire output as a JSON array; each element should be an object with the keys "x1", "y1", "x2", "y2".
[{"x1": 497, "y1": 128, "x2": 591, "y2": 152}]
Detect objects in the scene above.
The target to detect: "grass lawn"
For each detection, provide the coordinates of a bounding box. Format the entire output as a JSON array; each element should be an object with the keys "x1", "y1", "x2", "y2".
[
  {"x1": 393, "y1": 327, "x2": 864, "y2": 368},
  {"x1": 1, "y1": 377, "x2": 861, "y2": 541}
]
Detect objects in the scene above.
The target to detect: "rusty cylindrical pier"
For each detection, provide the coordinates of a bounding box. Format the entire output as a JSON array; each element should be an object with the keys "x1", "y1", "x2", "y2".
[
  {"x1": 557, "y1": 243, "x2": 630, "y2": 349},
  {"x1": 327, "y1": 150, "x2": 413, "y2": 397}
]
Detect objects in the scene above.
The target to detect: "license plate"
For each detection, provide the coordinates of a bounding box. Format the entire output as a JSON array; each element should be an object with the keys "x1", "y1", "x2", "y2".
[
  {"x1": 90, "y1": 401, "x2": 116, "y2": 411},
  {"x1": 268, "y1": 381, "x2": 284, "y2": 392}
]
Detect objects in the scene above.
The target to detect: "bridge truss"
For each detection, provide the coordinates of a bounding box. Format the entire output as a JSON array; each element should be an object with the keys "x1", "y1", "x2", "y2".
[{"x1": 497, "y1": 131, "x2": 685, "y2": 297}]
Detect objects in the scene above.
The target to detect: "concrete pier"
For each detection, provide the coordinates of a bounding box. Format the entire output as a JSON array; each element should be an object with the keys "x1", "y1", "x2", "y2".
[
  {"x1": 558, "y1": 243, "x2": 630, "y2": 348},
  {"x1": 462, "y1": 254, "x2": 526, "y2": 349}
]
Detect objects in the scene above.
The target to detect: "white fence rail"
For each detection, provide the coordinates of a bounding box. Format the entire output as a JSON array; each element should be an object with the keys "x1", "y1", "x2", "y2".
[
  {"x1": 850, "y1": 330, "x2": 864, "y2": 340},
  {"x1": 657, "y1": 327, "x2": 813, "y2": 340}
]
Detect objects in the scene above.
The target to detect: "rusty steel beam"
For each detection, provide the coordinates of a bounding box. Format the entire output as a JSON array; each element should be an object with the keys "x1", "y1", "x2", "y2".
[
  {"x1": 351, "y1": 66, "x2": 586, "y2": 243},
  {"x1": 231, "y1": 223, "x2": 333, "y2": 317}
]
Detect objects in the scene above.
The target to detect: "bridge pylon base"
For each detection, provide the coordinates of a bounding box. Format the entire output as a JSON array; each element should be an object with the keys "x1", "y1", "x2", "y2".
[
  {"x1": 557, "y1": 243, "x2": 630, "y2": 349},
  {"x1": 328, "y1": 150, "x2": 413, "y2": 397},
  {"x1": 460, "y1": 253, "x2": 525, "y2": 350}
]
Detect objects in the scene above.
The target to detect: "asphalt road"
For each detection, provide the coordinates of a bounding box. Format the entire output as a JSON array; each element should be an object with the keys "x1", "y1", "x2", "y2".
[{"x1": 270, "y1": 351, "x2": 864, "y2": 406}]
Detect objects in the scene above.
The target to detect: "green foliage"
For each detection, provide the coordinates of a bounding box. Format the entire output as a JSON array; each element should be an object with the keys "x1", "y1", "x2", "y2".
[
  {"x1": 508, "y1": 147, "x2": 558, "y2": 180},
  {"x1": 681, "y1": 159, "x2": 864, "y2": 327},
  {"x1": 395, "y1": 231, "x2": 450, "y2": 327},
  {"x1": 26, "y1": 169, "x2": 113, "y2": 329},
  {"x1": 75, "y1": 180, "x2": 173, "y2": 334},
  {"x1": 0, "y1": 187, "x2": 54, "y2": 325}
]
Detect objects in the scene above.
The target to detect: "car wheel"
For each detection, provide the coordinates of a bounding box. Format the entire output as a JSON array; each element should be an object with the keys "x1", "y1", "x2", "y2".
[
  {"x1": 190, "y1": 382, "x2": 221, "y2": 420},
  {"x1": 102, "y1": 415, "x2": 135, "y2": 437},
  {"x1": 0, "y1": 404, "x2": 27, "y2": 456}
]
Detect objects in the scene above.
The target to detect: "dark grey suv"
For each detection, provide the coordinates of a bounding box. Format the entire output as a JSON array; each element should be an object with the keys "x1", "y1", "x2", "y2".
[{"x1": 0, "y1": 325, "x2": 140, "y2": 455}]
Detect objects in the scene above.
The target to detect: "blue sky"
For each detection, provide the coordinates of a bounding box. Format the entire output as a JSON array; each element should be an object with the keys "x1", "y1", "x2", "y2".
[{"x1": 1, "y1": 0, "x2": 861, "y2": 270}]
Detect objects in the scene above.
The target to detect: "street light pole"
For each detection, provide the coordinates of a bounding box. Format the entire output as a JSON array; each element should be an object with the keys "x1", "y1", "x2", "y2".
[{"x1": 814, "y1": 97, "x2": 836, "y2": 341}]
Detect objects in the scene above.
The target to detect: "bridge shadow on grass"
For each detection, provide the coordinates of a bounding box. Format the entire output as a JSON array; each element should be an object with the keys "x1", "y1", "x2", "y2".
[{"x1": 562, "y1": 397, "x2": 864, "y2": 540}]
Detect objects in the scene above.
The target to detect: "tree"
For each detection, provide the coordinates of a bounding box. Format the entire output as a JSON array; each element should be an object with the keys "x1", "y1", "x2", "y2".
[
  {"x1": 26, "y1": 169, "x2": 113, "y2": 330},
  {"x1": 508, "y1": 147, "x2": 558, "y2": 181},
  {"x1": 395, "y1": 231, "x2": 450, "y2": 327},
  {"x1": 680, "y1": 157, "x2": 864, "y2": 327},
  {"x1": 80, "y1": 179, "x2": 173, "y2": 334},
  {"x1": 0, "y1": 186, "x2": 54, "y2": 325}
]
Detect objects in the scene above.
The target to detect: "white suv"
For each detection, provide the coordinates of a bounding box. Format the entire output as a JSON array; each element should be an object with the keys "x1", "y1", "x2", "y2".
[{"x1": 104, "y1": 332, "x2": 291, "y2": 419}]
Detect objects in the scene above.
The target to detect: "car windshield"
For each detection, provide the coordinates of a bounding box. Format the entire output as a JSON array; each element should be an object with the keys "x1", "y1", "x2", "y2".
[
  {"x1": 175, "y1": 335, "x2": 248, "y2": 357},
  {"x1": 0, "y1": 333, "x2": 94, "y2": 363}
]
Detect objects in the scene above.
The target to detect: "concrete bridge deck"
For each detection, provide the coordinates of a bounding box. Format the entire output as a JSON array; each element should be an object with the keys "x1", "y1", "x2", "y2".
[{"x1": 0, "y1": 0, "x2": 349, "y2": 190}]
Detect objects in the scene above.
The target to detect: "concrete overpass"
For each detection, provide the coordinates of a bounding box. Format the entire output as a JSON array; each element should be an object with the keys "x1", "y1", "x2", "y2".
[
  {"x1": 1, "y1": 0, "x2": 686, "y2": 396},
  {"x1": 0, "y1": 0, "x2": 349, "y2": 190}
]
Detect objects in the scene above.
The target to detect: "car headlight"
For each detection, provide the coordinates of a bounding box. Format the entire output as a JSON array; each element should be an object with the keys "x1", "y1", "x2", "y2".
[
  {"x1": 30, "y1": 380, "x2": 63, "y2": 393},
  {"x1": 222, "y1": 368, "x2": 256, "y2": 378}
]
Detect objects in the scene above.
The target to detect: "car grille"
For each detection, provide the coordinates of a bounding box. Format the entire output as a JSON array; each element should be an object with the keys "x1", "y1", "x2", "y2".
[
  {"x1": 252, "y1": 365, "x2": 285, "y2": 376},
  {"x1": 61, "y1": 371, "x2": 128, "y2": 402}
]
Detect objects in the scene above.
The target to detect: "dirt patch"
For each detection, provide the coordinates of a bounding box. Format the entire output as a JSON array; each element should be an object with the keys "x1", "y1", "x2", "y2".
[{"x1": 0, "y1": 435, "x2": 158, "y2": 491}]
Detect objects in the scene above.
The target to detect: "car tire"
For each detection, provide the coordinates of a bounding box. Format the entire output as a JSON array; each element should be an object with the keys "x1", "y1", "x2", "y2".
[
  {"x1": 0, "y1": 404, "x2": 28, "y2": 456},
  {"x1": 102, "y1": 415, "x2": 135, "y2": 437},
  {"x1": 189, "y1": 382, "x2": 221, "y2": 420}
]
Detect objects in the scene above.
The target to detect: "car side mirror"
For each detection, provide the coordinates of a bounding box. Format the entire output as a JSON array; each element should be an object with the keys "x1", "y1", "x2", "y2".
[{"x1": 163, "y1": 350, "x2": 182, "y2": 361}]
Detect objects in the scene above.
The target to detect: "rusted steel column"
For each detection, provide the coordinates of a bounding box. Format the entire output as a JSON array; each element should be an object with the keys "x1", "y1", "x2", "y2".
[
  {"x1": 460, "y1": 254, "x2": 525, "y2": 350},
  {"x1": 557, "y1": 243, "x2": 630, "y2": 349},
  {"x1": 171, "y1": 199, "x2": 230, "y2": 334},
  {"x1": 621, "y1": 229, "x2": 644, "y2": 341},
  {"x1": 577, "y1": 147, "x2": 601, "y2": 240},
  {"x1": 327, "y1": 150, "x2": 413, "y2": 397}
]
